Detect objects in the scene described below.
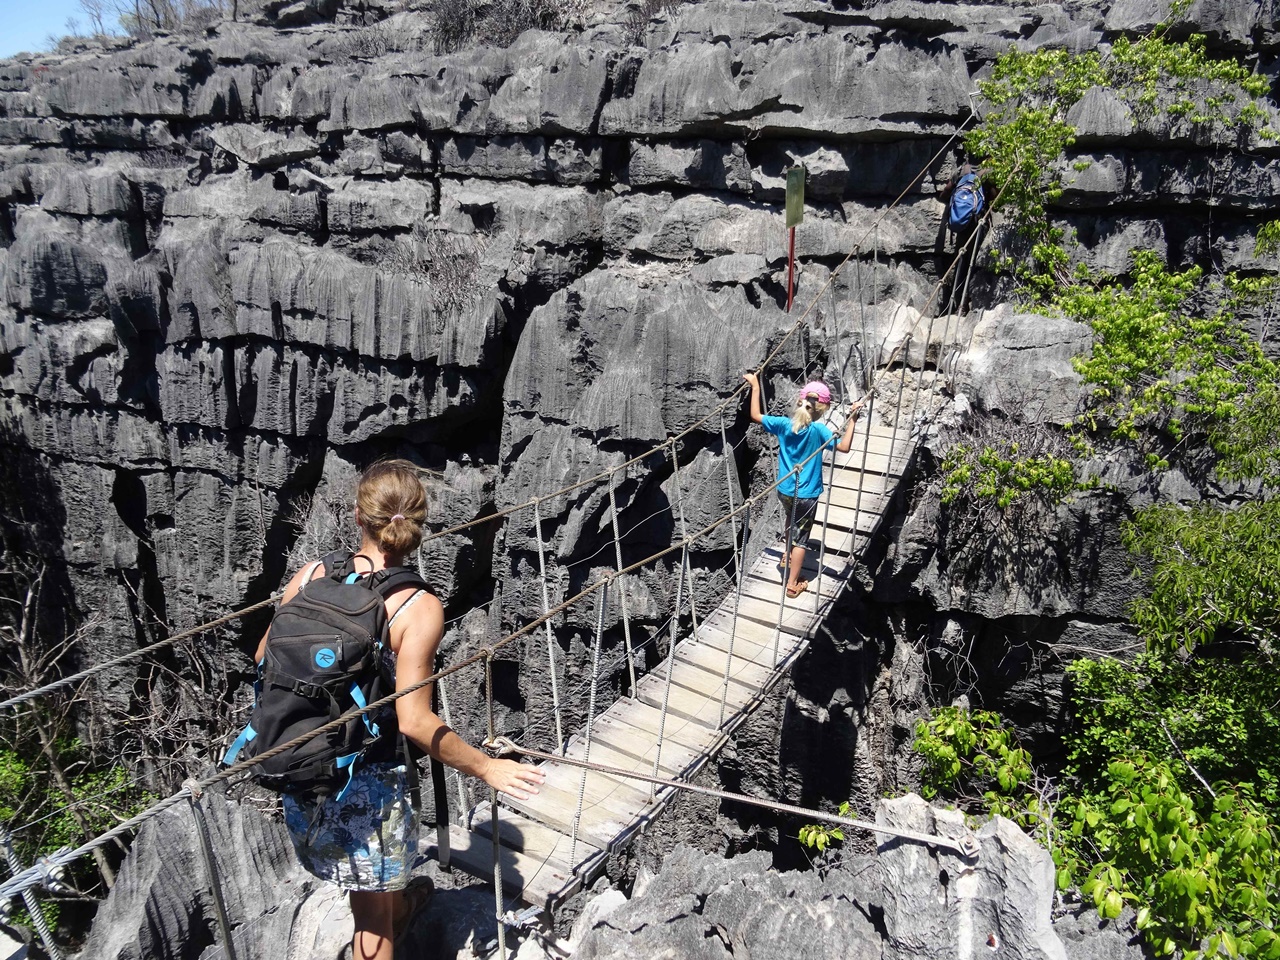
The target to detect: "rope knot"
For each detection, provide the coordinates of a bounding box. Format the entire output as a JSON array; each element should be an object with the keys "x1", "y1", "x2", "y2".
[
  {"x1": 182, "y1": 777, "x2": 204, "y2": 801},
  {"x1": 483, "y1": 735, "x2": 520, "y2": 757}
]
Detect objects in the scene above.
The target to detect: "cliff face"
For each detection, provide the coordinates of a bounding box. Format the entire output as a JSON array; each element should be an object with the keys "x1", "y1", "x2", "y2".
[{"x1": 2, "y1": 0, "x2": 1278, "y2": 874}]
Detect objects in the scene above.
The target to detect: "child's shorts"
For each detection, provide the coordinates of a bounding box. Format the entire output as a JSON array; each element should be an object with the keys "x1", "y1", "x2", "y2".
[{"x1": 777, "y1": 493, "x2": 819, "y2": 544}]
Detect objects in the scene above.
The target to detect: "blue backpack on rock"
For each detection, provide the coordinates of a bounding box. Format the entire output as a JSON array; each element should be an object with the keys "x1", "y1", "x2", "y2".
[{"x1": 948, "y1": 172, "x2": 985, "y2": 232}]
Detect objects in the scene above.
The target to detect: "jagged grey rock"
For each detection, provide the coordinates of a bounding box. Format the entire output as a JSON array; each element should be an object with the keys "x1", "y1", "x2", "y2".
[{"x1": 0, "y1": 2, "x2": 1275, "y2": 954}]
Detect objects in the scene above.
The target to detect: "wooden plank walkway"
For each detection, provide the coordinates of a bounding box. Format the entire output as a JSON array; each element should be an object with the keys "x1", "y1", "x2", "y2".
[{"x1": 424, "y1": 413, "x2": 920, "y2": 910}]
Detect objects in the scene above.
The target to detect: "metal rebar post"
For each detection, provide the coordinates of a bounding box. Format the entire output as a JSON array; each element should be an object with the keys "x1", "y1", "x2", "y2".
[
  {"x1": 607, "y1": 475, "x2": 638, "y2": 697},
  {"x1": 1, "y1": 828, "x2": 63, "y2": 960},
  {"x1": 873, "y1": 224, "x2": 882, "y2": 368},
  {"x1": 849, "y1": 394, "x2": 877, "y2": 559},
  {"x1": 669, "y1": 440, "x2": 700, "y2": 638},
  {"x1": 773, "y1": 470, "x2": 800, "y2": 666},
  {"x1": 532, "y1": 499, "x2": 565, "y2": 753},
  {"x1": 435, "y1": 678, "x2": 471, "y2": 818},
  {"x1": 718, "y1": 413, "x2": 741, "y2": 586},
  {"x1": 650, "y1": 542, "x2": 688, "y2": 801},
  {"x1": 957, "y1": 224, "x2": 982, "y2": 317},
  {"x1": 570, "y1": 582, "x2": 608, "y2": 866},
  {"x1": 718, "y1": 501, "x2": 751, "y2": 729},
  {"x1": 484, "y1": 653, "x2": 508, "y2": 960},
  {"x1": 905, "y1": 308, "x2": 936, "y2": 446},
  {"x1": 814, "y1": 432, "x2": 839, "y2": 615},
  {"x1": 887, "y1": 337, "x2": 911, "y2": 479},
  {"x1": 855, "y1": 250, "x2": 869, "y2": 389},
  {"x1": 187, "y1": 794, "x2": 240, "y2": 960}
]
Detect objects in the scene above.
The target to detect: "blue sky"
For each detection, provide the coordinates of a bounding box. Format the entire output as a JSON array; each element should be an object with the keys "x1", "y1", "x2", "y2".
[{"x1": 1, "y1": 0, "x2": 98, "y2": 59}]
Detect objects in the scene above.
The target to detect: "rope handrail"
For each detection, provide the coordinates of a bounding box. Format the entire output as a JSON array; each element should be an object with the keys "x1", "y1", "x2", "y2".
[
  {"x1": 0, "y1": 595, "x2": 283, "y2": 713},
  {"x1": 492, "y1": 740, "x2": 980, "y2": 860}
]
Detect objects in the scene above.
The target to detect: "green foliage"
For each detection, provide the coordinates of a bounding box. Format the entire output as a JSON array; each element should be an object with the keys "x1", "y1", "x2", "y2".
[
  {"x1": 0, "y1": 737, "x2": 154, "y2": 898},
  {"x1": 1075, "y1": 759, "x2": 1280, "y2": 958},
  {"x1": 970, "y1": 31, "x2": 1271, "y2": 292},
  {"x1": 916, "y1": 686, "x2": 1280, "y2": 958},
  {"x1": 1069, "y1": 656, "x2": 1280, "y2": 812},
  {"x1": 1123, "y1": 501, "x2": 1280, "y2": 653},
  {"x1": 914, "y1": 708, "x2": 1033, "y2": 821},
  {"x1": 798, "y1": 801, "x2": 849, "y2": 854},
  {"x1": 1063, "y1": 251, "x2": 1280, "y2": 465},
  {"x1": 941, "y1": 442, "x2": 1085, "y2": 510}
]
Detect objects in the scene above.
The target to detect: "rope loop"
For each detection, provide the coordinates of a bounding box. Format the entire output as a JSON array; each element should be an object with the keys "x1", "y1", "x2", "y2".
[
  {"x1": 482, "y1": 735, "x2": 520, "y2": 757},
  {"x1": 478, "y1": 645, "x2": 495, "y2": 662}
]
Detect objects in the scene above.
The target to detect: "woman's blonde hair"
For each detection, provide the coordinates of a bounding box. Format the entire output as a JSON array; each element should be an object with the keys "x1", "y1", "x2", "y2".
[{"x1": 356, "y1": 459, "x2": 427, "y2": 558}]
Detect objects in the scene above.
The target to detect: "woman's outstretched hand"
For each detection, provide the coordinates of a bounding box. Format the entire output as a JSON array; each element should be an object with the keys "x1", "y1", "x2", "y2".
[
  {"x1": 483, "y1": 758, "x2": 546, "y2": 801},
  {"x1": 742, "y1": 371, "x2": 759, "y2": 388}
]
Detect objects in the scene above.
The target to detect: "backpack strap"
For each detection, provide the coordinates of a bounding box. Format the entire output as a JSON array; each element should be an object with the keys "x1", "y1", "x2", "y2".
[
  {"x1": 320, "y1": 550, "x2": 357, "y2": 581},
  {"x1": 301, "y1": 559, "x2": 327, "y2": 586},
  {"x1": 368, "y1": 568, "x2": 430, "y2": 601}
]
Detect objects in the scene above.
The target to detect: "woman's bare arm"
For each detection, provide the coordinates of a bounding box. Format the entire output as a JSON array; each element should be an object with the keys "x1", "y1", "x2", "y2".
[{"x1": 393, "y1": 595, "x2": 544, "y2": 800}]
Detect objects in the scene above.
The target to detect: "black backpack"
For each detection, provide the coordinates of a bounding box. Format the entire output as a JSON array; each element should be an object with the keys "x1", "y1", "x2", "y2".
[{"x1": 223, "y1": 552, "x2": 429, "y2": 799}]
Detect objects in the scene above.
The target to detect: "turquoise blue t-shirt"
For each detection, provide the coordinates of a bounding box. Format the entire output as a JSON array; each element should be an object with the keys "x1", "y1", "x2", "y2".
[{"x1": 762, "y1": 415, "x2": 835, "y2": 498}]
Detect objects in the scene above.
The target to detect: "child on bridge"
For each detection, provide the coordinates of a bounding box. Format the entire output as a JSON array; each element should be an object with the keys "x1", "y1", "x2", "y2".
[{"x1": 743, "y1": 373, "x2": 865, "y2": 598}]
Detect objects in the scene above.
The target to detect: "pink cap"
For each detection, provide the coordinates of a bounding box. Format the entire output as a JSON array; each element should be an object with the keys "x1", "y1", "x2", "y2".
[{"x1": 799, "y1": 381, "x2": 831, "y2": 404}]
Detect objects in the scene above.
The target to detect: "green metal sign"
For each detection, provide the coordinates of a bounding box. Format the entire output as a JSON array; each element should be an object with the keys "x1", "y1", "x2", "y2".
[{"x1": 785, "y1": 165, "x2": 805, "y2": 228}]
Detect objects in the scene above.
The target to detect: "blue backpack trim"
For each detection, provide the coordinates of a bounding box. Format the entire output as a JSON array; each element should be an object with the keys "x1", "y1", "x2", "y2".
[{"x1": 222, "y1": 723, "x2": 257, "y2": 766}]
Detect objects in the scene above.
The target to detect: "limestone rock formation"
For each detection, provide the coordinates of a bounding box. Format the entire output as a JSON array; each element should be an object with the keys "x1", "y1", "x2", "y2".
[
  {"x1": 1, "y1": 0, "x2": 1277, "y2": 950},
  {"x1": 81, "y1": 789, "x2": 1141, "y2": 960}
]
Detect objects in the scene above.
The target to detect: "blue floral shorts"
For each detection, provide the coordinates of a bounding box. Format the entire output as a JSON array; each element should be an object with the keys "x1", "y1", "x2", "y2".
[{"x1": 283, "y1": 762, "x2": 418, "y2": 892}]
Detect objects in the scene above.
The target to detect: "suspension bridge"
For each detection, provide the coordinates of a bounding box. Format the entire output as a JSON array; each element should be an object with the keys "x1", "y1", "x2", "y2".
[{"x1": 0, "y1": 124, "x2": 992, "y2": 959}]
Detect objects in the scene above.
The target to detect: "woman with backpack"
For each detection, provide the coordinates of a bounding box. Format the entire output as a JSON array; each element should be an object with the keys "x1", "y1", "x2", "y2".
[
  {"x1": 256, "y1": 460, "x2": 545, "y2": 960},
  {"x1": 742, "y1": 372, "x2": 865, "y2": 598}
]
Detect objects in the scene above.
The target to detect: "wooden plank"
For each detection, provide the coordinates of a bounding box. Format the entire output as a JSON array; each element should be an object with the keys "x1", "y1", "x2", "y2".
[
  {"x1": 499, "y1": 778, "x2": 642, "y2": 849},
  {"x1": 428, "y1": 825, "x2": 579, "y2": 910},
  {"x1": 675, "y1": 642, "x2": 775, "y2": 688},
  {"x1": 827, "y1": 429, "x2": 899, "y2": 457},
  {"x1": 758, "y1": 545, "x2": 848, "y2": 584},
  {"x1": 633, "y1": 672, "x2": 726, "y2": 725},
  {"x1": 731, "y1": 594, "x2": 824, "y2": 635},
  {"x1": 832, "y1": 439, "x2": 917, "y2": 471},
  {"x1": 590, "y1": 703, "x2": 718, "y2": 755},
  {"x1": 825, "y1": 451, "x2": 904, "y2": 480},
  {"x1": 634, "y1": 672, "x2": 760, "y2": 729},
  {"x1": 468, "y1": 803, "x2": 605, "y2": 871},
  {"x1": 564, "y1": 737, "x2": 691, "y2": 783},
  {"x1": 699, "y1": 615, "x2": 799, "y2": 659},
  {"x1": 813, "y1": 501, "x2": 884, "y2": 535},
  {"x1": 663, "y1": 658, "x2": 759, "y2": 709},
  {"x1": 824, "y1": 479, "x2": 893, "y2": 509},
  {"x1": 741, "y1": 571, "x2": 842, "y2": 604}
]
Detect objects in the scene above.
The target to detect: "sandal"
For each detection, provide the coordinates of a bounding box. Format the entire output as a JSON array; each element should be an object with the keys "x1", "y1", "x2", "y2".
[
  {"x1": 394, "y1": 876, "x2": 435, "y2": 946},
  {"x1": 786, "y1": 580, "x2": 809, "y2": 599}
]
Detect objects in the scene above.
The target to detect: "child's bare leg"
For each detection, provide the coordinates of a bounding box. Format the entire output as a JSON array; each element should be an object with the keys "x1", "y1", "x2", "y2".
[{"x1": 787, "y1": 543, "x2": 807, "y2": 591}]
